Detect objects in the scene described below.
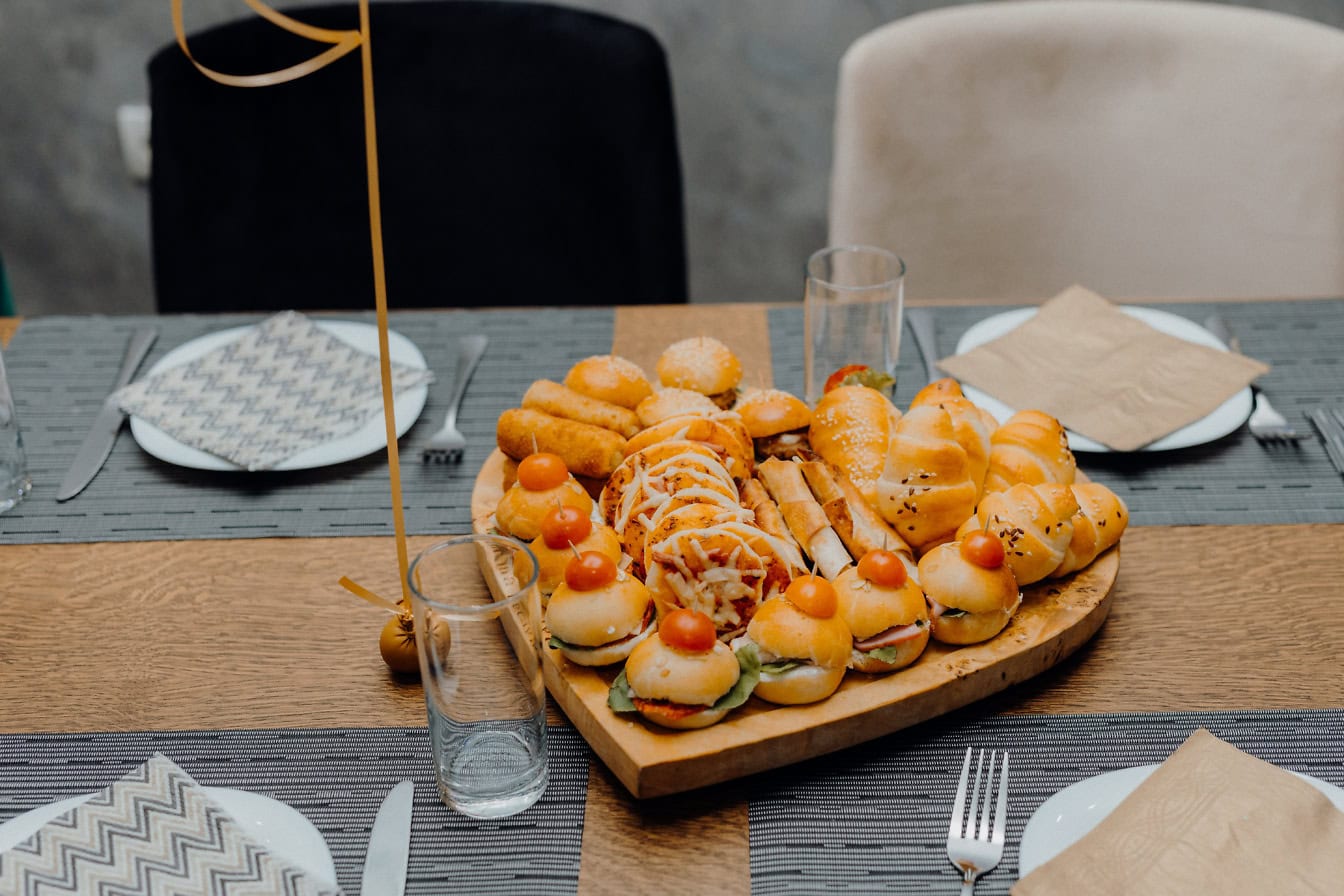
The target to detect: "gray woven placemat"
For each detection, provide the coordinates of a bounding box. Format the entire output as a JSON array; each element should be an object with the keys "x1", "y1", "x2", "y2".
[
  {"x1": 772, "y1": 298, "x2": 1344, "y2": 525},
  {"x1": 749, "y1": 707, "x2": 1344, "y2": 896},
  {"x1": 0, "y1": 309, "x2": 612, "y2": 544},
  {"x1": 0, "y1": 725, "x2": 589, "y2": 896}
]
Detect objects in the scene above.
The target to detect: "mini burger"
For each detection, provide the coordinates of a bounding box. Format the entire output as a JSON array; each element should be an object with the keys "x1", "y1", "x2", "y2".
[
  {"x1": 656, "y1": 337, "x2": 743, "y2": 410},
  {"x1": 545, "y1": 551, "x2": 656, "y2": 666},
  {"x1": 563, "y1": 354, "x2": 653, "y2": 410},
  {"x1": 524, "y1": 504, "x2": 623, "y2": 598},
  {"x1": 635, "y1": 388, "x2": 720, "y2": 428},
  {"x1": 731, "y1": 575, "x2": 851, "y2": 704},
  {"x1": 608, "y1": 608, "x2": 759, "y2": 729},
  {"x1": 917, "y1": 533, "x2": 1021, "y2": 645},
  {"x1": 734, "y1": 389, "x2": 813, "y2": 460},
  {"x1": 495, "y1": 452, "x2": 594, "y2": 542},
  {"x1": 833, "y1": 549, "x2": 929, "y2": 673}
]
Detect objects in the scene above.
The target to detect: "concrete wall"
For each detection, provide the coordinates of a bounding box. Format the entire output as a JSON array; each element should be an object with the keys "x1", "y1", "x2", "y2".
[{"x1": 2, "y1": 0, "x2": 1342, "y2": 315}]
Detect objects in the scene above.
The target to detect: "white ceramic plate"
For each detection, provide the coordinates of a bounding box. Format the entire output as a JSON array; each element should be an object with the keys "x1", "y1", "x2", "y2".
[
  {"x1": 0, "y1": 786, "x2": 338, "y2": 886},
  {"x1": 129, "y1": 320, "x2": 429, "y2": 471},
  {"x1": 954, "y1": 306, "x2": 1253, "y2": 452},
  {"x1": 1018, "y1": 764, "x2": 1344, "y2": 877}
]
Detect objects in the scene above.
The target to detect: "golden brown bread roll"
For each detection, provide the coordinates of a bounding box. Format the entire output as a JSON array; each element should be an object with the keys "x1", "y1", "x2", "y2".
[
  {"x1": 983, "y1": 410, "x2": 1077, "y2": 493},
  {"x1": 918, "y1": 541, "x2": 1021, "y2": 645},
  {"x1": 656, "y1": 337, "x2": 743, "y2": 407},
  {"x1": 909, "y1": 383, "x2": 997, "y2": 499},
  {"x1": 1051, "y1": 482, "x2": 1129, "y2": 577},
  {"x1": 563, "y1": 355, "x2": 653, "y2": 409},
  {"x1": 808, "y1": 385, "x2": 901, "y2": 506},
  {"x1": 522, "y1": 379, "x2": 642, "y2": 438},
  {"x1": 955, "y1": 482, "x2": 1080, "y2": 585},
  {"x1": 496, "y1": 407, "x2": 627, "y2": 480},
  {"x1": 756, "y1": 458, "x2": 853, "y2": 580},
  {"x1": 635, "y1": 388, "x2": 720, "y2": 427},
  {"x1": 875, "y1": 405, "x2": 980, "y2": 554}
]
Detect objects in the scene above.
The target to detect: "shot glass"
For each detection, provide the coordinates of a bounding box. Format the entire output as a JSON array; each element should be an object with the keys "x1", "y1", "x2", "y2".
[
  {"x1": 407, "y1": 534, "x2": 546, "y2": 818},
  {"x1": 0, "y1": 347, "x2": 31, "y2": 513},
  {"x1": 803, "y1": 245, "x2": 906, "y2": 404}
]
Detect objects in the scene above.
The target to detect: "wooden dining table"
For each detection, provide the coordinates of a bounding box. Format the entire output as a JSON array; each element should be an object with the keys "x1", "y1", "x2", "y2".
[{"x1": 2, "y1": 298, "x2": 1342, "y2": 895}]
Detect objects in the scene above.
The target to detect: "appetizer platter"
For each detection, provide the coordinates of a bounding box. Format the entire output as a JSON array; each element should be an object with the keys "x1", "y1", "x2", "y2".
[{"x1": 471, "y1": 339, "x2": 1123, "y2": 798}]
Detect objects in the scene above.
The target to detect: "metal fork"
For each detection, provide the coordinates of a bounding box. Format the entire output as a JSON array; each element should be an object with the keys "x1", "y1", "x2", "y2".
[
  {"x1": 1203, "y1": 314, "x2": 1305, "y2": 443},
  {"x1": 946, "y1": 747, "x2": 1009, "y2": 895},
  {"x1": 422, "y1": 334, "x2": 488, "y2": 463}
]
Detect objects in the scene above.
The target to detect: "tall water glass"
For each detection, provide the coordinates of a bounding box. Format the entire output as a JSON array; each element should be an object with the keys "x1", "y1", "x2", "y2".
[
  {"x1": 803, "y1": 245, "x2": 906, "y2": 403},
  {"x1": 407, "y1": 534, "x2": 546, "y2": 818},
  {"x1": 0, "y1": 347, "x2": 31, "y2": 513}
]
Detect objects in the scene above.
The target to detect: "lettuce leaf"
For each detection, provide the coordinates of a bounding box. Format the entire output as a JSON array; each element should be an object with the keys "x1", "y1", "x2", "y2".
[
  {"x1": 608, "y1": 669, "x2": 637, "y2": 712},
  {"x1": 607, "y1": 645, "x2": 761, "y2": 715},
  {"x1": 863, "y1": 645, "x2": 901, "y2": 664}
]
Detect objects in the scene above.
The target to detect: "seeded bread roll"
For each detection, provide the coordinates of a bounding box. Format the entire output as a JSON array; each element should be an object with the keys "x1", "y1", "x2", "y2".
[
  {"x1": 955, "y1": 482, "x2": 1080, "y2": 586},
  {"x1": 563, "y1": 355, "x2": 653, "y2": 410},
  {"x1": 983, "y1": 410, "x2": 1077, "y2": 492},
  {"x1": 875, "y1": 405, "x2": 979, "y2": 553},
  {"x1": 808, "y1": 385, "x2": 901, "y2": 507}
]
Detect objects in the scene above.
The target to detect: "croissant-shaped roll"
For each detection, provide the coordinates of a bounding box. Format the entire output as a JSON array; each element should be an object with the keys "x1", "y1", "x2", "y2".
[
  {"x1": 808, "y1": 385, "x2": 901, "y2": 507},
  {"x1": 955, "y1": 482, "x2": 1080, "y2": 585},
  {"x1": 909, "y1": 385, "x2": 997, "y2": 499},
  {"x1": 983, "y1": 410, "x2": 1076, "y2": 493},
  {"x1": 1051, "y1": 482, "x2": 1129, "y2": 577},
  {"x1": 875, "y1": 405, "x2": 979, "y2": 553}
]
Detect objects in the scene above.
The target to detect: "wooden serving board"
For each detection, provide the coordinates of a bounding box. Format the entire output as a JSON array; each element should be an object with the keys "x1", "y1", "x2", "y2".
[{"x1": 471, "y1": 449, "x2": 1118, "y2": 798}]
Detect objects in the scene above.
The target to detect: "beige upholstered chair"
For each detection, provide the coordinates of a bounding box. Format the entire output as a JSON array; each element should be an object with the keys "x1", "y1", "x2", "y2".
[{"x1": 829, "y1": 1, "x2": 1344, "y2": 302}]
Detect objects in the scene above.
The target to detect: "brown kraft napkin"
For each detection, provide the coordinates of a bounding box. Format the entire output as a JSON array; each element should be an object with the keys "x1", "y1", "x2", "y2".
[
  {"x1": 938, "y1": 286, "x2": 1269, "y2": 450},
  {"x1": 1012, "y1": 729, "x2": 1344, "y2": 895},
  {"x1": 612, "y1": 305, "x2": 774, "y2": 389}
]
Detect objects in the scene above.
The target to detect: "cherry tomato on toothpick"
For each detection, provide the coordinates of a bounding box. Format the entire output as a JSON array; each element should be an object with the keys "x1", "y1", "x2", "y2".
[
  {"x1": 542, "y1": 505, "x2": 592, "y2": 549},
  {"x1": 517, "y1": 452, "x2": 569, "y2": 490},
  {"x1": 659, "y1": 608, "x2": 716, "y2": 652},
  {"x1": 857, "y1": 549, "x2": 908, "y2": 588},
  {"x1": 785, "y1": 574, "x2": 838, "y2": 618},
  {"x1": 961, "y1": 531, "x2": 1006, "y2": 569},
  {"x1": 564, "y1": 551, "x2": 618, "y2": 590}
]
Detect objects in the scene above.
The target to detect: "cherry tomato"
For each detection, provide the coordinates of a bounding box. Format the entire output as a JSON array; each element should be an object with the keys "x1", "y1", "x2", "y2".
[
  {"x1": 824, "y1": 364, "x2": 871, "y2": 393},
  {"x1": 961, "y1": 531, "x2": 1006, "y2": 569},
  {"x1": 541, "y1": 505, "x2": 592, "y2": 549},
  {"x1": 857, "y1": 549, "x2": 908, "y2": 588},
  {"x1": 785, "y1": 574, "x2": 838, "y2": 618},
  {"x1": 659, "y1": 608, "x2": 717, "y2": 652},
  {"x1": 517, "y1": 452, "x2": 570, "y2": 491},
  {"x1": 564, "y1": 551, "x2": 618, "y2": 590}
]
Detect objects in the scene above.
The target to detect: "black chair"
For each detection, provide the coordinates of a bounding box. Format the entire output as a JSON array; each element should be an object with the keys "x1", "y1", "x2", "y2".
[{"x1": 148, "y1": 0, "x2": 687, "y2": 313}]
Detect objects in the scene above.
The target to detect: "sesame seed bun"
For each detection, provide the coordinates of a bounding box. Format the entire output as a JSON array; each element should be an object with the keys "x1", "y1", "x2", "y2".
[
  {"x1": 636, "y1": 388, "x2": 720, "y2": 428},
  {"x1": 545, "y1": 573, "x2": 655, "y2": 666},
  {"x1": 656, "y1": 337, "x2": 743, "y2": 396},
  {"x1": 735, "y1": 389, "x2": 813, "y2": 439},
  {"x1": 564, "y1": 355, "x2": 653, "y2": 410}
]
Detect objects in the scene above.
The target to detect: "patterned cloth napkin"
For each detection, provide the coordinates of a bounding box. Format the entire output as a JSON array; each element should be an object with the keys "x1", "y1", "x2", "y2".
[
  {"x1": 0, "y1": 753, "x2": 341, "y2": 895},
  {"x1": 115, "y1": 311, "x2": 434, "y2": 470},
  {"x1": 1013, "y1": 729, "x2": 1344, "y2": 895}
]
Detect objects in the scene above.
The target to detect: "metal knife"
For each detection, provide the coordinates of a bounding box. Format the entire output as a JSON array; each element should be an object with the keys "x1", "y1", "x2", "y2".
[
  {"x1": 360, "y1": 780, "x2": 414, "y2": 896},
  {"x1": 56, "y1": 328, "x2": 157, "y2": 502},
  {"x1": 906, "y1": 308, "x2": 942, "y2": 384}
]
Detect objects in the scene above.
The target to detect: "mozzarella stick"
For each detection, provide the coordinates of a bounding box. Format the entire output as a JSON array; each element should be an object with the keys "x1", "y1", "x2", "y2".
[
  {"x1": 522, "y1": 379, "x2": 642, "y2": 438},
  {"x1": 496, "y1": 407, "x2": 627, "y2": 480},
  {"x1": 756, "y1": 457, "x2": 853, "y2": 579}
]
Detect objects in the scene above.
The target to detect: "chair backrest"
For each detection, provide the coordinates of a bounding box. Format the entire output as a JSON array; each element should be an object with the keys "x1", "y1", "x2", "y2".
[
  {"x1": 829, "y1": 0, "x2": 1344, "y2": 302},
  {"x1": 149, "y1": 0, "x2": 686, "y2": 313}
]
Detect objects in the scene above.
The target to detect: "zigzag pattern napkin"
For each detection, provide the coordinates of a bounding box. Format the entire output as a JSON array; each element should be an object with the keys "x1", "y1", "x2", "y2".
[
  {"x1": 114, "y1": 311, "x2": 433, "y2": 470},
  {"x1": 0, "y1": 754, "x2": 341, "y2": 895}
]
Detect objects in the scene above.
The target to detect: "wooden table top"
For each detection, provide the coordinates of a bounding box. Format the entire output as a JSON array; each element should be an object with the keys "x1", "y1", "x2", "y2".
[{"x1": 2, "y1": 303, "x2": 1342, "y2": 896}]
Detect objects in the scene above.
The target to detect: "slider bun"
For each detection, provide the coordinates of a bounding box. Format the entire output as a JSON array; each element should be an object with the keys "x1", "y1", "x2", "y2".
[
  {"x1": 636, "y1": 388, "x2": 720, "y2": 427},
  {"x1": 563, "y1": 355, "x2": 653, "y2": 410},
  {"x1": 746, "y1": 597, "x2": 851, "y2": 670},
  {"x1": 928, "y1": 606, "x2": 1015, "y2": 645},
  {"x1": 656, "y1": 337, "x2": 743, "y2": 395},
  {"x1": 495, "y1": 477, "x2": 593, "y2": 542},
  {"x1": 848, "y1": 632, "x2": 928, "y2": 674},
  {"x1": 526, "y1": 524, "x2": 623, "y2": 597},
  {"x1": 754, "y1": 662, "x2": 847, "y2": 705},
  {"x1": 917, "y1": 542, "x2": 1020, "y2": 615},
  {"x1": 545, "y1": 574, "x2": 653, "y2": 665},
  {"x1": 832, "y1": 566, "x2": 928, "y2": 638},
  {"x1": 735, "y1": 389, "x2": 813, "y2": 439},
  {"x1": 625, "y1": 636, "x2": 740, "y2": 708}
]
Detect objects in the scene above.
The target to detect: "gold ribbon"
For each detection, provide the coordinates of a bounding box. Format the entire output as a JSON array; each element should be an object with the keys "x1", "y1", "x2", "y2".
[{"x1": 174, "y1": 0, "x2": 411, "y2": 607}]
